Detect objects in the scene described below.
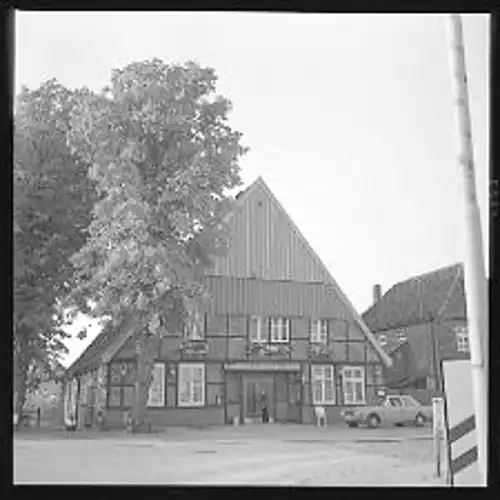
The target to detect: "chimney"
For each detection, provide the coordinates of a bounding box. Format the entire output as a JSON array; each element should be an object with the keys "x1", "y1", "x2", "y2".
[{"x1": 373, "y1": 284, "x2": 382, "y2": 304}]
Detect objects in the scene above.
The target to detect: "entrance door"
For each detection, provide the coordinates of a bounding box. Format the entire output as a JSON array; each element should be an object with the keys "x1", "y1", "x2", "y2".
[{"x1": 243, "y1": 375, "x2": 273, "y2": 423}]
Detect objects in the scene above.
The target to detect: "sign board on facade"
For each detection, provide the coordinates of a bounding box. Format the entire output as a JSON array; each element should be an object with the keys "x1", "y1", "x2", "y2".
[
  {"x1": 442, "y1": 359, "x2": 481, "y2": 486},
  {"x1": 224, "y1": 362, "x2": 301, "y2": 372}
]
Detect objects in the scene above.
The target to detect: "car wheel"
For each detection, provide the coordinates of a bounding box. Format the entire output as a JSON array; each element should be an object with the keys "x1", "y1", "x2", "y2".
[
  {"x1": 367, "y1": 414, "x2": 380, "y2": 429},
  {"x1": 347, "y1": 422, "x2": 358, "y2": 428},
  {"x1": 415, "y1": 413, "x2": 426, "y2": 427}
]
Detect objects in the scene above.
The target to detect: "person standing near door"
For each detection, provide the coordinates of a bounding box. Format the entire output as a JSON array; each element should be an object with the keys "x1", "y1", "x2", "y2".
[{"x1": 260, "y1": 390, "x2": 269, "y2": 423}]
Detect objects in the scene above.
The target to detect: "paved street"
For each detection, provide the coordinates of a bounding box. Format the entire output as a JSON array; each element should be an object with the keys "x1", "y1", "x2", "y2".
[{"x1": 14, "y1": 424, "x2": 448, "y2": 486}]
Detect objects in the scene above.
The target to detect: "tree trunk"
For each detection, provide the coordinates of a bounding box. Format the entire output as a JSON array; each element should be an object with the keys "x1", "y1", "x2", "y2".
[
  {"x1": 94, "y1": 366, "x2": 108, "y2": 429},
  {"x1": 131, "y1": 334, "x2": 160, "y2": 433},
  {"x1": 14, "y1": 334, "x2": 30, "y2": 419}
]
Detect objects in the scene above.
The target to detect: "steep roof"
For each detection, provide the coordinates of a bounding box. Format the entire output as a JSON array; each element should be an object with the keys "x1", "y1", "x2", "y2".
[
  {"x1": 65, "y1": 322, "x2": 118, "y2": 378},
  {"x1": 362, "y1": 263, "x2": 466, "y2": 333},
  {"x1": 65, "y1": 317, "x2": 136, "y2": 378}
]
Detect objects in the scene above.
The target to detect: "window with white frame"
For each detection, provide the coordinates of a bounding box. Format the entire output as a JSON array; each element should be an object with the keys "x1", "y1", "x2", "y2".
[
  {"x1": 147, "y1": 363, "x2": 165, "y2": 407},
  {"x1": 270, "y1": 317, "x2": 290, "y2": 343},
  {"x1": 178, "y1": 363, "x2": 205, "y2": 407},
  {"x1": 312, "y1": 365, "x2": 335, "y2": 404},
  {"x1": 378, "y1": 335, "x2": 387, "y2": 346},
  {"x1": 342, "y1": 366, "x2": 366, "y2": 405},
  {"x1": 184, "y1": 313, "x2": 205, "y2": 341},
  {"x1": 455, "y1": 326, "x2": 470, "y2": 352},
  {"x1": 250, "y1": 316, "x2": 266, "y2": 343},
  {"x1": 310, "y1": 319, "x2": 328, "y2": 344}
]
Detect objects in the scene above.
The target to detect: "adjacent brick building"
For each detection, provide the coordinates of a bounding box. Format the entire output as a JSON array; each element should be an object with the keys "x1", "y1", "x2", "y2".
[
  {"x1": 64, "y1": 176, "x2": 391, "y2": 428},
  {"x1": 362, "y1": 263, "x2": 470, "y2": 404}
]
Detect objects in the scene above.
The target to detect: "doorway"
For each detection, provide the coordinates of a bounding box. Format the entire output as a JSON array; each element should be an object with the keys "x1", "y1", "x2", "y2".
[
  {"x1": 243, "y1": 375, "x2": 274, "y2": 423},
  {"x1": 286, "y1": 373, "x2": 302, "y2": 422}
]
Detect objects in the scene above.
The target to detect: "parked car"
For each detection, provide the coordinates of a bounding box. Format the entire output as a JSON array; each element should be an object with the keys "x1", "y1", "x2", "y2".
[{"x1": 340, "y1": 394, "x2": 433, "y2": 429}]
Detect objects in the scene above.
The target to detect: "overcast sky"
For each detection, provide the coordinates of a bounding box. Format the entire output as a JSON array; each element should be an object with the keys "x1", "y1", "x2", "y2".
[{"x1": 15, "y1": 12, "x2": 489, "y2": 367}]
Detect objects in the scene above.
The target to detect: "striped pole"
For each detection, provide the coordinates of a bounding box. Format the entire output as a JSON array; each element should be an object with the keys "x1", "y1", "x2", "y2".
[{"x1": 446, "y1": 14, "x2": 488, "y2": 486}]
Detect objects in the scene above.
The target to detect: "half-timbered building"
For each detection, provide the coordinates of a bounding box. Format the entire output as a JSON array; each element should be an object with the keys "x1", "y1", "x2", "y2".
[{"x1": 64, "y1": 176, "x2": 391, "y2": 428}]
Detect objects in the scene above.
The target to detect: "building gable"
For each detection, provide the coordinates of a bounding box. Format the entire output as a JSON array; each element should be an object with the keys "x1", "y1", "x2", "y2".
[
  {"x1": 210, "y1": 176, "x2": 391, "y2": 366},
  {"x1": 363, "y1": 263, "x2": 466, "y2": 333},
  {"x1": 211, "y1": 177, "x2": 325, "y2": 282}
]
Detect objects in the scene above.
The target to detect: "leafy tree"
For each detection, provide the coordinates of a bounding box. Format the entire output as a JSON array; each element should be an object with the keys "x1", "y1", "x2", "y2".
[
  {"x1": 66, "y1": 59, "x2": 247, "y2": 431},
  {"x1": 13, "y1": 80, "x2": 97, "y2": 413}
]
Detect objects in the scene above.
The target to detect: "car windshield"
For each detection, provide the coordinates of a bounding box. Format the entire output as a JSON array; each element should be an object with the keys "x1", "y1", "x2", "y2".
[{"x1": 401, "y1": 396, "x2": 418, "y2": 406}]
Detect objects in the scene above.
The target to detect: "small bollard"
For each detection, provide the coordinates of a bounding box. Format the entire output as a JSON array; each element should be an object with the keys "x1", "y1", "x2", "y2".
[{"x1": 432, "y1": 397, "x2": 445, "y2": 478}]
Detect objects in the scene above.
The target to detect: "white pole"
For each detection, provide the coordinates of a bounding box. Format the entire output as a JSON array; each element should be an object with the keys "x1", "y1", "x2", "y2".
[{"x1": 446, "y1": 14, "x2": 488, "y2": 486}]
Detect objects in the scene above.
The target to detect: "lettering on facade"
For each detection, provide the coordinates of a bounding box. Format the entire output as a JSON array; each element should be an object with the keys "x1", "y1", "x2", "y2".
[
  {"x1": 245, "y1": 342, "x2": 295, "y2": 356},
  {"x1": 308, "y1": 344, "x2": 334, "y2": 359},
  {"x1": 180, "y1": 340, "x2": 209, "y2": 359}
]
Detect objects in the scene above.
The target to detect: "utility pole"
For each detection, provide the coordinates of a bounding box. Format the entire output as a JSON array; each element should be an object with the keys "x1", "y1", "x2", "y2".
[{"x1": 446, "y1": 14, "x2": 488, "y2": 486}]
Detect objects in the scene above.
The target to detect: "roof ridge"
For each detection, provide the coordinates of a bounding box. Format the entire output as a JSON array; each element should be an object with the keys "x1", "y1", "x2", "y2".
[{"x1": 396, "y1": 262, "x2": 463, "y2": 286}]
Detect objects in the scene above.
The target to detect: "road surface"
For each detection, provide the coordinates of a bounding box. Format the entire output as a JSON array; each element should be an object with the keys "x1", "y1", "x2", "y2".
[{"x1": 14, "y1": 424, "x2": 448, "y2": 486}]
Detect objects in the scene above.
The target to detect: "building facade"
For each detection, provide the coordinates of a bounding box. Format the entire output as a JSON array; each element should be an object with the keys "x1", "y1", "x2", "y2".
[
  {"x1": 362, "y1": 264, "x2": 470, "y2": 404},
  {"x1": 65, "y1": 177, "x2": 391, "y2": 428}
]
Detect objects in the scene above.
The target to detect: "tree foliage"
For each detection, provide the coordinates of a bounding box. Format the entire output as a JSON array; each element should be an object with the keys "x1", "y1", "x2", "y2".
[
  {"x1": 14, "y1": 80, "x2": 98, "y2": 410},
  {"x1": 66, "y1": 59, "x2": 247, "y2": 430}
]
